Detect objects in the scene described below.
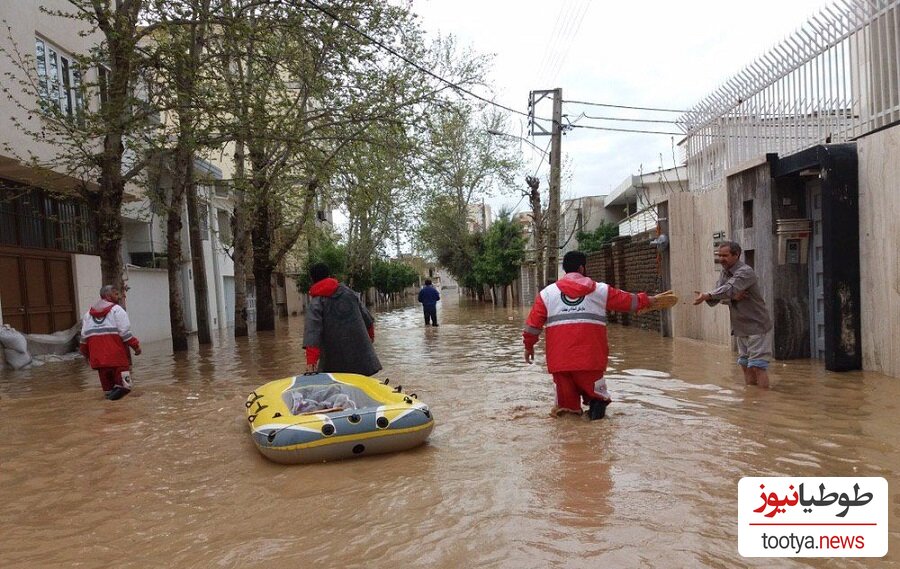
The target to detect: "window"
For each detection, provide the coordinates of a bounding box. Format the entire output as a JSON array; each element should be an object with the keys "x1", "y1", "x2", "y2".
[
  {"x1": 743, "y1": 199, "x2": 754, "y2": 228},
  {"x1": 216, "y1": 209, "x2": 232, "y2": 244},
  {"x1": 34, "y1": 37, "x2": 83, "y2": 120},
  {"x1": 745, "y1": 249, "x2": 755, "y2": 268},
  {"x1": 0, "y1": 183, "x2": 96, "y2": 253}
]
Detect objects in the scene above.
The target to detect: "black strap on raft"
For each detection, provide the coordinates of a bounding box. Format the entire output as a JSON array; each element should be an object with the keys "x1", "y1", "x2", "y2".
[
  {"x1": 409, "y1": 393, "x2": 418, "y2": 399},
  {"x1": 382, "y1": 378, "x2": 390, "y2": 385},
  {"x1": 404, "y1": 396, "x2": 412, "y2": 404},
  {"x1": 393, "y1": 385, "x2": 402, "y2": 393},
  {"x1": 245, "y1": 391, "x2": 262, "y2": 409}
]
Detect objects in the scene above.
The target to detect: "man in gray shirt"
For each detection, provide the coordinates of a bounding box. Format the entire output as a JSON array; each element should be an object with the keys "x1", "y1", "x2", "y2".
[{"x1": 693, "y1": 240, "x2": 773, "y2": 388}]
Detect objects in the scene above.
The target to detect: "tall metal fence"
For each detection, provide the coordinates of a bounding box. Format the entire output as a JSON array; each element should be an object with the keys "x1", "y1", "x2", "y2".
[{"x1": 679, "y1": 0, "x2": 900, "y2": 192}]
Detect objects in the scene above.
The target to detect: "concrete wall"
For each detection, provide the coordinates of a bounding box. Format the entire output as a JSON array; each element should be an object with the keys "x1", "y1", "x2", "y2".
[
  {"x1": 668, "y1": 189, "x2": 732, "y2": 345},
  {"x1": 726, "y1": 162, "x2": 777, "y2": 354},
  {"x1": 285, "y1": 276, "x2": 304, "y2": 317},
  {"x1": 72, "y1": 254, "x2": 102, "y2": 317},
  {"x1": 123, "y1": 266, "x2": 171, "y2": 344},
  {"x1": 857, "y1": 126, "x2": 900, "y2": 378}
]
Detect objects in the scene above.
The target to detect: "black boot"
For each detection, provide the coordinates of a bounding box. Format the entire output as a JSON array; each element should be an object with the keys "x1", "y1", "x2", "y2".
[
  {"x1": 107, "y1": 386, "x2": 131, "y2": 401},
  {"x1": 588, "y1": 399, "x2": 609, "y2": 420}
]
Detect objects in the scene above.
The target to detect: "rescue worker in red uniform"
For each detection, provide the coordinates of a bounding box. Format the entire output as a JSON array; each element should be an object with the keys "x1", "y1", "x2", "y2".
[
  {"x1": 79, "y1": 285, "x2": 141, "y2": 400},
  {"x1": 523, "y1": 251, "x2": 657, "y2": 419}
]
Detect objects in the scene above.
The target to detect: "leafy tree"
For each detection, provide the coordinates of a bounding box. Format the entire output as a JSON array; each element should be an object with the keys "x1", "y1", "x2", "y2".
[
  {"x1": 148, "y1": 0, "x2": 216, "y2": 350},
  {"x1": 473, "y1": 210, "x2": 525, "y2": 305},
  {"x1": 0, "y1": 0, "x2": 164, "y2": 288},
  {"x1": 415, "y1": 102, "x2": 522, "y2": 288},
  {"x1": 576, "y1": 221, "x2": 619, "y2": 253},
  {"x1": 372, "y1": 259, "x2": 418, "y2": 298},
  {"x1": 297, "y1": 238, "x2": 348, "y2": 293}
]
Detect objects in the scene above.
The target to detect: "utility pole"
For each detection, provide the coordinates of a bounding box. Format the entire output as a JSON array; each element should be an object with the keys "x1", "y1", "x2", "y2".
[{"x1": 529, "y1": 87, "x2": 562, "y2": 284}]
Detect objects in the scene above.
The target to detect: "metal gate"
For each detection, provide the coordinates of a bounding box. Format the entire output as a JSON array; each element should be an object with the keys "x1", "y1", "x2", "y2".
[{"x1": 807, "y1": 182, "x2": 825, "y2": 359}]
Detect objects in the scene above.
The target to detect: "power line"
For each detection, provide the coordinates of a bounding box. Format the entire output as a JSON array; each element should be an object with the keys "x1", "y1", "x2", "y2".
[
  {"x1": 303, "y1": 0, "x2": 537, "y2": 121},
  {"x1": 546, "y1": 0, "x2": 590, "y2": 86},
  {"x1": 575, "y1": 112, "x2": 679, "y2": 125},
  {"x1": 564, "y1": 98, "x2": 687, "y2": 114},
  {"x1": 568, "y1": 124, "x2": 684, "y2": 136},
  {"x1": 305, "y1": 0, "x2": 683, "y2": 137}
]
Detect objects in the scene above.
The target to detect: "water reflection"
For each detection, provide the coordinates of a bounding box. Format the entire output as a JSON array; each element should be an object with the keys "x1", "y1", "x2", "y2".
[{"x1": 1, "y1": 291, "x2": 898, "y2": 568}]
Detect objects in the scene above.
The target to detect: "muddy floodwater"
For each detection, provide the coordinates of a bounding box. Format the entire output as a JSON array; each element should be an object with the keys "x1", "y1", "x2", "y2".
[{"x1": 1, "y1": 294, "x2": 899, "y2": 568}]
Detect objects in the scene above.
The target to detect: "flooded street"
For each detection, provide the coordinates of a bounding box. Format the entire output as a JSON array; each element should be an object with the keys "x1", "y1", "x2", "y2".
[{"x1": 1, "y1": 294, "x2": 899, "y2": 568}]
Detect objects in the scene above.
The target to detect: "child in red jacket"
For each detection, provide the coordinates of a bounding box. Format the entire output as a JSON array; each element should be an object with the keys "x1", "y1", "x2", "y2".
[{"x1": 80, "y1": 285, "x2": 141, "y2": 400}]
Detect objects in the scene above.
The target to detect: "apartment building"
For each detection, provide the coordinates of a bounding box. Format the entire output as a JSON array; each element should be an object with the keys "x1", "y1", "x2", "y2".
[{"x1": 0, "y1": 2, "x2": 239, "y2": 344}]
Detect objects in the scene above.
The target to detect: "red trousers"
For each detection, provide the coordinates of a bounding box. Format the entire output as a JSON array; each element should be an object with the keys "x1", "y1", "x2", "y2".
[
  {"x1": 552, "y1": 370, "x2": 608, "y2": 411},
  {"x1": 96, "y1": 367, "x2": 130, "y2": 392}
]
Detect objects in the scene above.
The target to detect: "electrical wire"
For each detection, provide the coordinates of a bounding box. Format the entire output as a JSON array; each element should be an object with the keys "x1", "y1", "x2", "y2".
[
  {"x1": 576, "y1": 112, "x2": 679, "y2": 125},
  {"x1": 568, "y1": 124, "x2": 684, "y2": 136},
  {"x1": 563, "y1": 99, "x2": 687, "y2": 113},
  {"x1": 546, "y1": 0, "x2": 590, "y2": 86},
  {"x1": 303, "y1": 0, "x2": 539, "y2": 121},
  {"x1": 535, "y1": 5, "x2": 567, "y2": 83},
  {"x1": 304, "y1": 0, "x2": 685, "y2": 137}
]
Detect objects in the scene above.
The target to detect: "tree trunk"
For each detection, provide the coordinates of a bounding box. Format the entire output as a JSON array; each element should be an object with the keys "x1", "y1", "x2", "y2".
[
  {"x1": 186, "y1": 179, "x2": 212, "y2": 344},
  {"x1": 232, "y1": 142, "x2": 250, "y2": 337},
  {"x1": 166, "y1": 149, "x2": 190, "y2": 352},
  {"x1": 88, "y1": 136, "x2": 128, "y2": 292},
  {"x1": 251, "y1": 177, "x2": 275, "y2": 331},
  {"x1": 165, "y1": 218, "x2": 188, "y2": 352},
  {"x1": 253, "y1": 264, "x2": 275, "y2": 331},
  {"x1": 529, "y1": 187, "x2": 545, "y2": 289}
]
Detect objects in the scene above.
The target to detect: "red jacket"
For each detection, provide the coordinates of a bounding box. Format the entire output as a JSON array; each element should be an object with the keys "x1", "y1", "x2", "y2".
[
  {"x1": 79, "y1": 299, "x2": 140, "y2": 369},
  {"x1": 523, "y1": 272, "x2": 650, "y2": 373}
]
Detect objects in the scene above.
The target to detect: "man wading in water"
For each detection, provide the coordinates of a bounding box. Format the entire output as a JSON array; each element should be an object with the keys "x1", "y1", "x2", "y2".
[{"x1": 523, "y1": 251, "x2": 660, "y2": 419}]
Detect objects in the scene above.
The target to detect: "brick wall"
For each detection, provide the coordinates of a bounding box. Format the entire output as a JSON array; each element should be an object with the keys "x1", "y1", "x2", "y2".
[{"x1": 585, "y1": 235, "x2": 664, "y2": 332}]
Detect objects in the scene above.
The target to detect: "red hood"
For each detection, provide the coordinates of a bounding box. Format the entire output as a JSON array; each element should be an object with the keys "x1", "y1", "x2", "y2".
[
  {"x1": 309, "y1": 278, "x2": 339, "y2": 297},
  {"x1": 556, "y1": 272, "x2": 597, "y2": 297},
  {"x1": 89, "y1": 299, "x2": 115, "y2": 318}
]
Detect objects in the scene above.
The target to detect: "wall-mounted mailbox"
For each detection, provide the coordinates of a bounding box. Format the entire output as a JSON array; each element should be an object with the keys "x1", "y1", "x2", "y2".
[{"x1": 775, "y1": 218, "x2": 812, "y2": 265}]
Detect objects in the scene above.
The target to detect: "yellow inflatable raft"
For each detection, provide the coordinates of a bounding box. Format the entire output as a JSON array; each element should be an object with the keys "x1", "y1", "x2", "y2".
[{"x1": 246, "y1": 372, "x2": 434, "y2": 464}]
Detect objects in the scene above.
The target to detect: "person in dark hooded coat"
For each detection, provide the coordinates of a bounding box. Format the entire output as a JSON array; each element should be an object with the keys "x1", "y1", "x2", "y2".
[{"x1": 303, "y1": 263, "x2": 382, "y2": 376}]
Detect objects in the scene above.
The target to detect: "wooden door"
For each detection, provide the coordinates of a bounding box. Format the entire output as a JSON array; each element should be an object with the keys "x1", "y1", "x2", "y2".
[
  {"x1": 0, "y1": 250, "x2": 75, "y2": 334},
  {"x1": 0, "y1": 254, "x2": 26, "y2": 331}
]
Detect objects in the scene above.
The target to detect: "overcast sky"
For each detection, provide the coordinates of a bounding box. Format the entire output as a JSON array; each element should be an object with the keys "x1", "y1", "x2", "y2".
[{"x1": 411, "y1": 0, "x2": 830, "y2": 214}]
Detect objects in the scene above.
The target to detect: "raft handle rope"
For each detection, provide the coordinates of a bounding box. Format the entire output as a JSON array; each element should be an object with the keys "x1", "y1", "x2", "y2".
[
  {"x1": 393, "y1": 385, "x2": 402, "y2": 393},
  {"x1": 382, "y1": 378, "x2": 390, "y2": 385},
  {"x1": 245, "y1": 391, "x2": 262, "y2": 408},
  {"x1": 409, "y1": 393, "x2": 418, "y2": 399}
]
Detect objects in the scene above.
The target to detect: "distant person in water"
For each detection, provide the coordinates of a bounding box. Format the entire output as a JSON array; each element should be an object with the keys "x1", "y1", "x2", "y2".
[
  {"x1": 417, "y1": 279, "x2": 441, "y2": 326},
  {"x1": 523, "y1": 251, "x2": 659, "y2": 420},
  {"x1": 79, "y1": 285, "x2": 141, "y2": 400},
  {"x1": 303, "y1": 263, "x2": 382, "y2": 376}
]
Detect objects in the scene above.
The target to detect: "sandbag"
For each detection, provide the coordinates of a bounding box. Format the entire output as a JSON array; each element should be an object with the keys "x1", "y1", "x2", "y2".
[{"x1": 1, "y1": 325, "x2": 33, "y2": 370}]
